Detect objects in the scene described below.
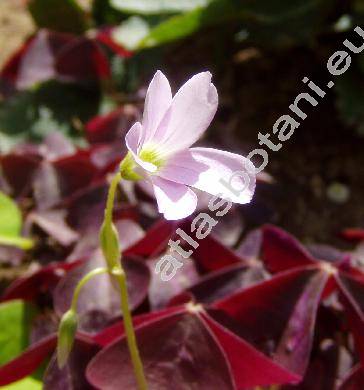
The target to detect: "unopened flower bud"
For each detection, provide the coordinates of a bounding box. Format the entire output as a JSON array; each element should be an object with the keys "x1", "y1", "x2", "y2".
[
  {"x1": 57, "y1": 309, "x2": 78, "y2": 368},
  {"x1": 100, "y1": 221, "x2": 121, "y2": 271}
]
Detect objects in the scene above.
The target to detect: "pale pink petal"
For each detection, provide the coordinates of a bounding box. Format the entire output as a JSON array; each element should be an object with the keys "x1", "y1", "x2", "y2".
[
  {"x1": 151, "y1": 176, "x2": 198, "y2": 220},
  {"x1": 125, "y1": 121, "x2": 143, "y2": 155},
  {"x1": 158, "y1": 147, "x2": 256, "y2": 204},
  {"x1": 142, "y1": 70, "x2": 172, "y2": 145},
  {"x1": 125, "y1": 122, "x2": 157, "y2": 173},
  {"x1": 156, "y1": 72, "x2": 218, "y2": 153}
]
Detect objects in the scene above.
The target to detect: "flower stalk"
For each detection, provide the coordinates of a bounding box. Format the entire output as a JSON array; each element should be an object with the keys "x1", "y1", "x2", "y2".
[
  {"x1": 100, "y1": 171, "x2": 148, "y2": 390},
  {"x1": 70, "y1": 267, "x2": 109, "y2": 312},
  {"x1": 57, "y1": 169, "x2": 147, "y2": 388},
  {"x1": 57, "y1": 267, "x2": 108, "y2": 368}
]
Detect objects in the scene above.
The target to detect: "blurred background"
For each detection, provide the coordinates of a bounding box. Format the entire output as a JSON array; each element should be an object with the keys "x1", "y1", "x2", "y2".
[{"x1": 1, "y1": 0, "x2": 364, "y2": 245}]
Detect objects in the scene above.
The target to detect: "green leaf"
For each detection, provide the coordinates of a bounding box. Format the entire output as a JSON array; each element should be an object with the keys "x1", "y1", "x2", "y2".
[
  {"x1": 0, "y1": 192, "x2": 34, "y2": 250},
  {"x1": 112, "y1": 16, "x2": 151, "y2": 51},
  {"x1": 138, "y1": 0, "x2": 239, "y2": 48},
  {"x1": 235, "y1": 0, "x2": 320, "y2": 22},
  {"x1": 28, "y1": 0, "x2": 87, "y2": 34},
  {"x1": 0, "y1": 92, "x2": 36, "y2": 139},
  {"x1": 335, "y1": 68, "x2": 364, "y2": 135},
  {"x1": 138, "y1": 0, "x2": 322, "y2": 49},
  {"x1": 92, "y1": 0, "x2": 126, "y2": 25},
  {"x1": 0, "y1": 300, "x2": 38, "y2": 367},
  {"x1": 110, "y1": 0, "x2": 211, "y2": 15},
  {"x1": 1, "y1": 376, "x2": 42, "y2": 390},
  {"x1": 0, "y1": 192, "x2": 22, "y2": 237}
]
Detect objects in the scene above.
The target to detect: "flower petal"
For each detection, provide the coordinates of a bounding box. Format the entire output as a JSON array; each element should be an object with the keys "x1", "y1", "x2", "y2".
[
  {"x1": 125, "y1": 121, "x2": 143, "y2": 155},
  {"x1": 157, "y1": 72, "x2": 218, "y2": 153},
  {"x1": 158, "y1": 147, "x2": 256, "y2": 204},
  {"x1": 125, "y1": 122, "x2": 157, "y2": 173},
  {"x1": 142, "y1": 70, "x2": 172, "y2": 145},
  {"x1": 151, "y1": 177, "x2": 197, "y2": 220}
]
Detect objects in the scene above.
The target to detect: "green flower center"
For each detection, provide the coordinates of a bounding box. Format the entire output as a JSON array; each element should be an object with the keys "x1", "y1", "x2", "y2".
[
  {"x1": 119, "y1": 146, "x2": 165, "y2": 181},
  {"x1": 139, "y1": 147, "x2": 165, "y2": 170}
]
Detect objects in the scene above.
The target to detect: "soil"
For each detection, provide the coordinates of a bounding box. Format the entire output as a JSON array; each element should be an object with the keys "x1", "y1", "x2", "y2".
[{"x1": 0, "y1": 0, "x2": 34, "y2": 69}]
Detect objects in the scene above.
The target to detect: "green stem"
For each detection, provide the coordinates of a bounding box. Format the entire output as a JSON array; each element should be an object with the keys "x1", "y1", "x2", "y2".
[
  {"x1": 0, "y1": 235, "x2": 34, "y2": 250},
  {"x1": 112, "y1": 269, "x2": 148, "y2": 390},
  {"x1": 104, "y1": 172, "x2": 122, "y2": 226},
  {"x1": 102, "y1": 172, "x2": 148, "y2": 390},
  {"x1": 71, "y1": 267, "x2": 109, "y2": 312}
]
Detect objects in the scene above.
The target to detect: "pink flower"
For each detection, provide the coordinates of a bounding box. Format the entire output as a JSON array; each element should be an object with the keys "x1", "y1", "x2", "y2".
[{"x1": 122, "y1": 70, "x2": 256, "y2": 220}]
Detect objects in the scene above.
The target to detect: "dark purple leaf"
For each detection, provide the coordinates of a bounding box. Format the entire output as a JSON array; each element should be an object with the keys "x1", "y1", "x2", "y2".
[
  {"x1": 91, "y1": 306, "x2": 185, "y2": 347},
  {"x1": 1, "y1": 30, "x2": 110, "y2": 89},
  {"x1": 0, "y1": 334, "x2": 57, "y2": 386},
  {"x1": 192, "y1": 232, "x2": 244, "y2": 272},
  {"x1": 43, "y1": 337, "x2": 100, "y2": 390},
  {"x1": 67, "y1": 218, "x2": 144, "y2": 263},
  {"x1": 338, "y1": 365, "x2": 364, "y2": 390},
  {"x1": 55, "y1": 36, "x2": 110, "y2": 82},
  {"x1": 87, "y1": 311, "x2": 236, "y2": 390},
  {"x1": 235, "y1": 228, "x2": 262, "y2": 261},
  {"x1": 341, "y1": 229, "x2": 364, "y2": 243},
  {"x1": 185, "y1": 262, "x2": 267, "y2": 305},
  {"x1": 25, "y1": 210, "x2": 79, "y2": 246},
  {"x1": 0, "y1": 153, "x2": 41, "y2": 197},
  {"x1": 88, "y1": 307, "x2": 300, "y2": 390},
  {"x1": 210, "y1": 207, "x2": 244, "y2": 247},
  {"x1": 32, "y1": 162, "x2": 62, "y2": 210},
  {"x1": 0, "y1": 36, "x2": 34, "y2": 91},
  {"x1": 85, "y1": 106, "x2": 139, "y2": 145},
  {"x1": 273, "y1": 270, "x2": 329, "y2": 376},
  {"x1": 2, "y1": 261, "x2": 81, "y2": 301},
  {"x1": 125, "y1": 219, "x2": 177, "y2": 258},
  {"x1": 30, "y1": 312, "x2": 59, "y2": 344},
  {"x1": 306, "y1": 243, "x2": 349, "y2": 264},
  {"x1": 262, "y1": 225, "x2": 316, "y2": 273},
  {"x1": 52, "y1": 151, "x2": 98, "y2": 199},
  {"x1": 89, "y1": 144, "x2": 124, "y2": 172},
  {"x1": 43, "y1": 132, "x2": 76, "y2": 159},
  {"x1": 336, "y1": 272, "x2": 364, "y2": 364},
  {"x1": 6, "y1": 30, "x2": 67, "y2": 89},
  {"x1": 65, "y1": 182, "x2": 108, "y2": 233},
  {"x1": 202, "y1": 313, "x2": 300, "y2": 388},
  {"x1": 54, "y1": 253, "x2": 149, "y2": 333},
  {"x1": 213, "y1": 268, "x2": 328, "y2": 377},
  {"x1": 282, "y1": 339, "x2": 346, "y2": 390},
  {"x1": 148, "y1": 255, "x2": 199, "y2": 310}
]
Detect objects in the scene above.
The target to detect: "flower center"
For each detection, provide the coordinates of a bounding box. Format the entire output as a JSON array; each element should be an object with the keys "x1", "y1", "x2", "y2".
[{"x1": 139, "y1": 147, "x2": 165, "y2": 170}]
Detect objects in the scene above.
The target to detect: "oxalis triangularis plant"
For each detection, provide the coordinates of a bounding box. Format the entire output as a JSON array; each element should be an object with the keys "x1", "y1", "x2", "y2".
[
  {"x1": 2, "y1": 69, "x2": 364, "y2": 390},
  {"x1": 56, "y1": 70, "x2": 257, "y2": 389}
]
